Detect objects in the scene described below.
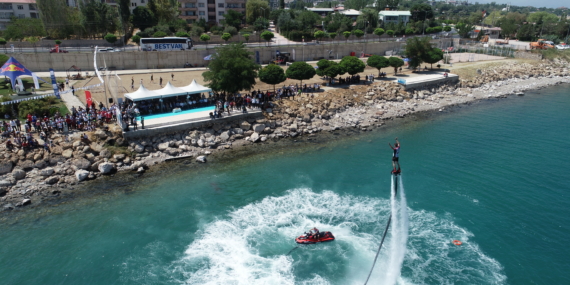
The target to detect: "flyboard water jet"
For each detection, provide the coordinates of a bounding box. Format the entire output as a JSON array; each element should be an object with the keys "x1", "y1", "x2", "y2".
[{"x1": 363, "y1": 138, "x2": 407, "y2": 285}]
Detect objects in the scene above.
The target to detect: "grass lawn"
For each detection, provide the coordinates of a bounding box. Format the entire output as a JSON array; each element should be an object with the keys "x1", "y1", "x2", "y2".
[{"x1": 0, "y1": 77, "x2": 63, "y2": 97}]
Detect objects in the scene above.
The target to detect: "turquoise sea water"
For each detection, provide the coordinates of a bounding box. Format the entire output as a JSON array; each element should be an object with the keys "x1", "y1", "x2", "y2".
[{"x1": 1, "y1": 84, "x2": 569, "y2": 284}]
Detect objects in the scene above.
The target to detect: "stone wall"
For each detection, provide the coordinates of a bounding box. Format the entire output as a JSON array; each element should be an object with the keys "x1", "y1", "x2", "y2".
[
  {"x1": 13, "y1": 39, "x2": 453, "y2": 71},
  {"x1": 514, "y1": 51, "x2": 543, "y2": 60}
]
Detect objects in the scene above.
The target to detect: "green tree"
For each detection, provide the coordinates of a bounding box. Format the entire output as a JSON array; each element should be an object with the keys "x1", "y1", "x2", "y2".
[
  {"x1": 131, "y1": 6, "x2": 156, "y2": 31},
  {"x1": 316, "y1": 59, "x2": 333, "y2": 77},
  {"x1": 279, "y1": 0, "x2": 284, "y2": 9},
  {"x1": 285, "y1": 61, "x2": 316, "y2": 86},
  {"x1": 224, "y1": 26, "x2": 238, "y2": 36},
  {"x1": 0, "y1": 38, "x2": 7, "y2": 53},
  {"x1": 339, "y1": 56, "x2": 365, "y2": 75},
  {"x1": 455, "y1": 22, "x2": 473, "y2": 38},
  {"x1": 224, "y1": 9, "x2": 244, "y2": 31},
  {"x1": 323, "y1": 62, "x2": 345, "y2": 79},
  {"x1": 343, "y1": 31, "x2": 351, "y2": 43},
  {"x1": 352, "y1": 29, "x2": 364, "y2": 42},
  {"x1": 26, "y1": 36, "x2": 40, "y2": 52},
  {"x1": 200, "y1": 34, "x2": 211, "y2": 49},
  {"x1": 246, "y1": 0, "x2": 270, "y2": 24},
  {"x1": 131, "y1": 35, "x2": 141, "y2": 45},
  {"x1": 260, "y1": 31, "x2": 274, "y2": 46},
  {"x1": 3, "y1": 18, "x2": 46, "y2": 40},
  {"x1": 190, "y1": 26, "x2": 204, "y2": 37},
  {"x1": 404, "y1": 36, "x2": 432, "y2": 69},
  {"x1": 176, "y1": 31, "x2": 190, "y2": 37},
  {"x1": 388, "y1": 56, "x2": 404, "y2": 75},
  {"x1": 258, "y1": 64, "x2": 286, "y2": 92},
  {"x1": 314, "y1": 30, "x2": 326, "y2": 43},
  {"x1": 153, "y1": 31, "x2": 168, "y2": 37},
  {"x1": 422, "y1": 48, "x2": 443, "y2": 69},
  {"x1": 374, "y1": 28, "x2": 385, "y2": 42},
  {"x1": 367, "y1": 55, "x2": 389, "y2": 76},
  {"x1": 203, "y1": 43, "x2": 260, "y2": 94},
  {"x1": 253, "y1": 17, "x2": 270, "y2": 32},
  {"x1": 243, "y1": 33, "x2": 250, "y2": 43},
  {"x1": 221, "y1": 33, "x2": 232, "y2": 43},
  {"x1": 118, "y1": 0, "x2": 131, "y2": 43},
  {"x1": 54, "y1": 40, "x2": 62, "y2": 45},
  {"x1": 104, "y1": 33, "x2": 118, "y2": 44},
  {"x1": 443, "y1": 26, "x2": 451, "y2": 32},
  {"x1": 329, "y1": 32, "x2": 337, "y2": 44},
  {"x1": 36, "y1": 0, "x2": 78, "y2": 39},
  {"x1": 386, "y1": 30, "x2": 394, "y2": 37}
]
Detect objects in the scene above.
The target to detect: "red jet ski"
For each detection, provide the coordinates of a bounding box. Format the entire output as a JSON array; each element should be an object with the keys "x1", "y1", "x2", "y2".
[{"x1": 295, "y1": 231, "x2": 335, "y2": 244}]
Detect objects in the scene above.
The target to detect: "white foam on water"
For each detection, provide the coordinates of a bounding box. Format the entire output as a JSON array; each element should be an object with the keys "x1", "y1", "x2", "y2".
[{"x1": 166, "y1": 188, "x2": 506, "y2": 285}]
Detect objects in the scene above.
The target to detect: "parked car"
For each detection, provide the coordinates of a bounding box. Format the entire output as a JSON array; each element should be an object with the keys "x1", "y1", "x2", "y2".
[
  {"x1": 49, "y1": 48, "x2": 68, "y2": 53},
  {"x1": 555, "y1": 44, "x2": 569, "y2": 50}
]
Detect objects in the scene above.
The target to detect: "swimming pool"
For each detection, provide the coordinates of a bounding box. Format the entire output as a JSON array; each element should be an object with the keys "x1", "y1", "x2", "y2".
[{"x1": 139, "y1": 106, "x2": 215, "y2": 120}]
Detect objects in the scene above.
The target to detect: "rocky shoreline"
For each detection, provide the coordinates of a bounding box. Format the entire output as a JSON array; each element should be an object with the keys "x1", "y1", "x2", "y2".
[{"x1": 1, "y1": 59, "x2": 569, "y2": 213}]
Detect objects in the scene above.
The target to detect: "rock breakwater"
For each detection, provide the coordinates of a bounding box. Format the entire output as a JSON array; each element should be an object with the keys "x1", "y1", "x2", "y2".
[{"x1": 1, "y1": 59, "x2": 569, "y2": 212}]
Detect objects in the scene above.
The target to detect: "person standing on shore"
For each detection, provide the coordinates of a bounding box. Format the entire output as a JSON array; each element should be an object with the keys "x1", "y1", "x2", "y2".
[{"x1": 389, "y1": 137, "x2": 400, "y2": 172}]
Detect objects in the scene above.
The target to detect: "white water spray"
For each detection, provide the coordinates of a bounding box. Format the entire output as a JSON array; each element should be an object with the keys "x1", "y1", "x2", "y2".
[{"x1": 385, "y1": 175, "x2": 409, "y2": 285}]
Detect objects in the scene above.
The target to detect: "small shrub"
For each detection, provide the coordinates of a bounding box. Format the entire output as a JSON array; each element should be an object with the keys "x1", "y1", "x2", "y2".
[{"x1": 153, "y1": 31, "x2": 168, "y2": 37}]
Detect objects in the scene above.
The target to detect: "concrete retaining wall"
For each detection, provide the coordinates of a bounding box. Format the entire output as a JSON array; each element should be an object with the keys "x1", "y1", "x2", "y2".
[{"x1": 13, "y1": 39, "x2": 453, "y2": 72}]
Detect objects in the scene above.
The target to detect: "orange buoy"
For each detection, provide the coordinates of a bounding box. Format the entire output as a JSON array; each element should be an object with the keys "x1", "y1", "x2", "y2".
[{"x1": 453, "y1": 240, "x2": 462, "y2": 246}]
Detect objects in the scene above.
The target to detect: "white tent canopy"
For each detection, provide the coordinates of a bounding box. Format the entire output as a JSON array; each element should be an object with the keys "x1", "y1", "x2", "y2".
[
  {"x1": 124, "y1": 84, "x2": 160, "y2": 101},
  {"x1": 182, "y1": 79, "x2": 211, "y2": 94},
  {"x1": 124, "y1": 81, "x2": 210, "y2": 101},
  {"x1": 154, "y1": 82, "x2": 188, "y2": 97}
]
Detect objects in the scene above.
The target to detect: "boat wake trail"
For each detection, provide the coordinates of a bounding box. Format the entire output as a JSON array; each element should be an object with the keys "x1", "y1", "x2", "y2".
[{"x1": 162, "y1": 188, "x2": 505, "y2": 285}]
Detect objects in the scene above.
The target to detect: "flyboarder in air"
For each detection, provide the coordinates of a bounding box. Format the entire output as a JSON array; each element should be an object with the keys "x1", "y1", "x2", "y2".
[{"x1": 389, "y1": 137, "x2": 400, "y2": 174}]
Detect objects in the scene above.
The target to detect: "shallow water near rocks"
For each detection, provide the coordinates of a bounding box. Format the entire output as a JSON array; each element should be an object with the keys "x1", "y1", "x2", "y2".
[{"x1": 1, "y1": 84, "x2": 569, "y2": 284}]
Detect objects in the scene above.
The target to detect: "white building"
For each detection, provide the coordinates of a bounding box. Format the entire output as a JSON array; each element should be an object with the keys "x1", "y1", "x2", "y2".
[
  {"x1": 0, "y1": 0, "x2": 39, "y2": 30},
  {"x1": 378, "y1": 10, "x2": 411, "y2": 25}
]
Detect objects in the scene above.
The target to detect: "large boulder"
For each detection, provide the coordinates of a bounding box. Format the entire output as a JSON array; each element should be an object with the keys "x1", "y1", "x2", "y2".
[
  {"x1": 72, "y1": 158, "x2": 91, "y2": 170},
  {"x1": 45, "y1": 176, "x2": 59, "y2": 185},
  {"x1": 99, "y1": 148, "x2": 112, "y2": 158},
  {"x1": 0, "y1": 180, "x2": 14, "y2": 187},
  {"x1": 196, "y1": 156, "x2": 207, "y2": 163},
  {"x1": 250, "y1": 132, "x2": 260, "y2": 143},
  {"x1": 75, "y1": 169, "x2": 89, "y2": 181},
  {"x1": 18, "y1": 160, "x2": 34, "y2": 171},
  {"x1": 219, "y1": 131, "x2": 230, "y2": 141},
  {"x1": 11, "y1": 168, "x2": 26, "y2": 180},
  {"x1": 134, "y1": 144, "x2": 145, "y2": 153},
  {"x1": 62, "y1": 149, "x2": 73, "y2": 158},
  {"x1": 113, "y1": 153, "x2": 126, "y2": 160},
  {"x1": 240, "y1": 121, "x2": 251, "y2": 131},
  {"x1": 98, "y1": 162, "x2": 115, "y2": 174},
  {"x1": 252, "y1": 124, "x2": 265, "y2": 133},
  {"x1": 157, "y1": 142, "x2": 170, "y2": 151},
  {"x1": 0, "y1": 161, "x2": 13, "y2": 175},
  {"x1": 40, "y1": 167, "x2": 55, "y2": 176},
  {"x1": 93, "y1": 129, "x2": 108, "y2": 140}
]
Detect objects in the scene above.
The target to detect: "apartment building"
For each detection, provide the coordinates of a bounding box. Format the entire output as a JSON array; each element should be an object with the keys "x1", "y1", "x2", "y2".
[
  {"x1": 179, "y1": 0, "x2": 245, "y2": 24},
  {"x1": 0, "y1": 0, "x2": 39, "y2": 30}
]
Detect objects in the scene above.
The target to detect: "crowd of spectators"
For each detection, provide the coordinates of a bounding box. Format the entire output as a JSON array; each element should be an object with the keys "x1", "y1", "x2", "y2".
[{"x1": 2, "y1": 103, "x2": 117, "y2": 152}]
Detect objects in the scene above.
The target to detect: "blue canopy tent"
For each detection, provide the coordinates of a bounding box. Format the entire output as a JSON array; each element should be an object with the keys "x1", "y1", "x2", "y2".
[{"x1": 0, "y1": 57, "x2": 34, "y2": 90}]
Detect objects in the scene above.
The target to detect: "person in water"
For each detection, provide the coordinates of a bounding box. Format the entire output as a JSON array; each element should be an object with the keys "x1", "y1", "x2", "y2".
[{"x1": 389, "y1": 137, "x2": 400, "y2": 171}]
